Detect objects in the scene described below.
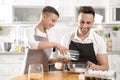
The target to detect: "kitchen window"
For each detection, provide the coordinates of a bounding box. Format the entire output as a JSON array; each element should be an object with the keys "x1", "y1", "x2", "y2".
[
  {"x1": 109, "y1": 6, "x2": 120, "y2": 24},
  {"x1": 112, "y1": 7, "x2": 120, "y2": 21}
]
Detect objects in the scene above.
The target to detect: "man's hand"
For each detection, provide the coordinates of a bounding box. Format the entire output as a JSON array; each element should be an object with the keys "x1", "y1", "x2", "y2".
[{"x1": 87, "y1": 61, "x2": 101, "y2": 70}]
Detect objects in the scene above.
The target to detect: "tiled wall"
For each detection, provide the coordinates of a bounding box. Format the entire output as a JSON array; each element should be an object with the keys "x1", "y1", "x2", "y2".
[
  {"x1": 0, "y1": 24, "x2": 120, "y2": 51},
  {"x1": 94, "y1": 24, "x2": 120, "y2": 51}
]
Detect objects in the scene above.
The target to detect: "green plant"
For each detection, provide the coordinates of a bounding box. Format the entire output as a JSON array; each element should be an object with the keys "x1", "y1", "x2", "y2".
[
  {"x1": 112, "y1": 26, "x2": 119, "y2": 31},
  {"x1": 0, "y1": 26, "x2": 3, "y2": 30}
]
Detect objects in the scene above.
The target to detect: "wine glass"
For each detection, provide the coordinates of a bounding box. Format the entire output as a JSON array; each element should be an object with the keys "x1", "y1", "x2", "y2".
[{"x1": 28, "y1": 64, "x2": 44, "y2": 80}]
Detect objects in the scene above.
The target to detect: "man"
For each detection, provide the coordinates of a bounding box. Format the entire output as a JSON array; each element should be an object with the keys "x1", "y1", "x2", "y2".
[
  {"x1": 22, "y1": 6, "x2": 68, "y2": 74},
  {"x1": 57, "y1": 6, "x2": 109, "y2": 71}
]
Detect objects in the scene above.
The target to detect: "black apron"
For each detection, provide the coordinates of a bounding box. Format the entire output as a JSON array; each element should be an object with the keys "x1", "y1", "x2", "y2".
[{"x1": 69, "y1": 40, "x2": 97, "y2": 64}]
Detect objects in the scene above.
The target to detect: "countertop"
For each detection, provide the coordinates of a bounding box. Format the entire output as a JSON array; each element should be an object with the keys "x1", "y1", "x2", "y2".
[
  {"x1": 0, "y1": 51, "x2": 120, "y2": 55},
  {"x1": 0, "y1": 51, "x2": 25, "y2": 55},
  {"x1": 107, "y1": 51, "x2": 120, "y2": 54}
]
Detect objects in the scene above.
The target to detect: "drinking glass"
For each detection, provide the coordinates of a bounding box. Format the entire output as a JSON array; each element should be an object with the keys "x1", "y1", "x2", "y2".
[{"x1": 28, "y1": 64, "x2": 44, "y2": 80}]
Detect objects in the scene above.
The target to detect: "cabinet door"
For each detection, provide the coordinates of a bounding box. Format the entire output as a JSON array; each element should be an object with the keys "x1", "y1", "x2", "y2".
[
  {"x1": 108, "y1": 54, "x2": 120, "y2": 71},
  {"x1": 0, "y1": 55, "x2": 12, "y2": 63},
  {"x1": 58, "y1": 0, "x2": 75, "y2": 18},
  {"x1": 10, "y1": 55, "x2": 24, "y2": 77},
  {"x1": 47, "y1": 0, "x2": 75, "y2": 19},
  {"x1": 109, "y1": 0, "x2": 120, "y2": 6},
  {"x1": 0, "y1": 76, "x2": 10, "y2": 80},
  {"x1": 10, "y1": 64, "x2": 22, "y2": 77},
  {"x1": 12, "y1": 55, "x2": 24, "y2": 64},
  {"x1": 0, "y1": 0, "x2": 12, "y2": 24},
  {"x1": 0, "y1": 64, "x2": 10, "y2": 76}
]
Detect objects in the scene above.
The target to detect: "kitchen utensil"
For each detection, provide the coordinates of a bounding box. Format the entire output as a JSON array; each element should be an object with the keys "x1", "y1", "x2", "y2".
[
  {"x1": 68, "y1": 50, "x2": 79, "y2": 61},
  {"x1": 67, "y1": 62, "x2": 87, "y2": 73}
]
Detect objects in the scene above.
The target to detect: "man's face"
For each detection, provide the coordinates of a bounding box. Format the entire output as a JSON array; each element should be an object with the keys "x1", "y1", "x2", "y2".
[
  {"x1": 42, "y1": 13, "x2": 58, "y2": 30},
  {"x1": 77, "y1": 13, "x2": 94, "y2": 34}
]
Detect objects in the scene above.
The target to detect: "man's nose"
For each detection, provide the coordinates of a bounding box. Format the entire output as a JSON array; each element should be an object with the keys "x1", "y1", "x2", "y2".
[{"x1": 83, "y1": 23, "x2": 88, "y2": 28}]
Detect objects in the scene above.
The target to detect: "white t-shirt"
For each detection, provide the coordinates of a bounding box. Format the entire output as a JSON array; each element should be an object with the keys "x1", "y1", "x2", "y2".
[
  {"x1": 61, "y1": 28, "x2": 107, "y2": 55},
  {"x1": 24, "y1": 28, "x2": 47, "y2": 49}
]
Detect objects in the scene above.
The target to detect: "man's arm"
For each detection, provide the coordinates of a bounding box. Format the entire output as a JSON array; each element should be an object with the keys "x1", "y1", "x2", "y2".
[{"x1": 88, "y1": 54, "x2": 109, "y2": 71}]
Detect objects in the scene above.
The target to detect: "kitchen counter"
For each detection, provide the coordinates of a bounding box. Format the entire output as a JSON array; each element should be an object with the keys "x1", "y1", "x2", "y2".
[
  {"x1": 0, "y1": 51, "x2": 25, "y2": 55},
  {"x1": 108, "y1": 51, "x2": 120, "y2": 54},
  {"x1": 0, "y1": 51, "x2": 120, "y2": 55}
]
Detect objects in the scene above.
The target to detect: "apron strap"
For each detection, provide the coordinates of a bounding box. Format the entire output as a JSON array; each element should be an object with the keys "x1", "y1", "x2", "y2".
[{"x1": 66, "y1": 31, "x2": 75, "y2": 48}]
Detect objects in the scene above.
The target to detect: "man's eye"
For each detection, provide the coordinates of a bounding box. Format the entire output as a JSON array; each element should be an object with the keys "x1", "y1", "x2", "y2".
[{"x1": 87, "y1": 22, "x2": 91, "y2": 24}]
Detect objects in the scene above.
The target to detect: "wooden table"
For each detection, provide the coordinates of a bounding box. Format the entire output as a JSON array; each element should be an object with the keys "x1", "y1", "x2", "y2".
[{"x1": 11, "y1": 71, "x2": 80, "y2": 80}]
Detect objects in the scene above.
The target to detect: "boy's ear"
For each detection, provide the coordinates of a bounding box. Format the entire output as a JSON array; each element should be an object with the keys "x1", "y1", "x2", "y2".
[{"x1": 42, "y1": 14, "x2": 46, "y2": 21}]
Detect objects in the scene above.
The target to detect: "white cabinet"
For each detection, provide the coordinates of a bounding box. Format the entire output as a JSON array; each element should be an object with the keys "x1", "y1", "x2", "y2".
[
  {"x1": 12, "y1": 0, "x2": 46, "y2": 6},
  {"x1": 109, "y1": 0, "x2": 120, "y2": 6},
  {"x1": 0, "y1": 0, "x2": 12, "y2": 24},
  {"x1": 58, "y1": 0, "x2": 75, "y2": 18},
  {"x1": 0, "y1": 64, "x2": 10, "y2": 76},
  {"x1": 108, "y1": 54, "x2": 120, "y2": 72},
  {"x1": 74, "y1": 0, "x2": 107, "y2": 7},
  {"x1": 47, "y1": 0, "x2": 75, "y2": 20},
  {"x1": 0, "y1": 5, "x2": 12, "y2": 24},
  {"x1": 12, "y1": 6, "x2": 42, "y2": 24},
  {"x1": 46, "y1": 0, "x2": 59, "y2": 9},
  {"x1": 0, "y1": 0, "x2": 46, "y2": 24},
  {"x1": 11, "y1": 64, "x2": 22, "y2": 77},
  {"x1": 0, "y1": 54, "x2": 24, "y2": 80}
]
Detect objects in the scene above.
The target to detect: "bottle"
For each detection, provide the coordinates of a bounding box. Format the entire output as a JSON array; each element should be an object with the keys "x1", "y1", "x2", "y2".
[{"x1": 106, "y1": 33, "x2": 112, "y2": 51}]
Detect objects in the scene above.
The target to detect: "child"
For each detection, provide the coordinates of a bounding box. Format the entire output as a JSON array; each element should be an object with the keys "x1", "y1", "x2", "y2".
[{"x1": 22, "y1": 6, "x2": 68, "y2": 74}]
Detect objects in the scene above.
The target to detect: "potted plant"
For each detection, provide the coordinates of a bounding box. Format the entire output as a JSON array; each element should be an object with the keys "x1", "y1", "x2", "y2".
[
  {"x1": 112, "y1": 26, "x2": 119, "y2": 31},
  {"x1": 0, "y1": 26, "x2": 3, "y2": 30},
  {"x1": 0, "y1": 26, "x2": 3, "y2": 35},
  {"x1": 112, "y1": 26, "x2": 119, "y2": 37}
]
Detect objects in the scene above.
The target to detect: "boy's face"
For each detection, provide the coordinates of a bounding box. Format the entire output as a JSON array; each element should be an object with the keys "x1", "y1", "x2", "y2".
[
  {"x1": 42, "y1": 13, "x2": 59, "y2": 30},
  {"x1": 77, "y1": 13, "x2": 94, "y2": 35}
]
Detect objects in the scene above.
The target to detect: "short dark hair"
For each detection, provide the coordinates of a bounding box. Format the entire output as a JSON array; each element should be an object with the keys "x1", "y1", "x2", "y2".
[
  {"x1": 78, "y1": 6, "x2": 95, "y2": 18},
  {"x1": 42, "y1": 6, "x2": 59, "y2": 17}
]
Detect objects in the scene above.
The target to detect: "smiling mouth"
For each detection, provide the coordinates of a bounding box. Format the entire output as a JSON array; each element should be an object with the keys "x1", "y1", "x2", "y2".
[{"x1": 82, "y1": 28, "x2": 87, "y2": 31}]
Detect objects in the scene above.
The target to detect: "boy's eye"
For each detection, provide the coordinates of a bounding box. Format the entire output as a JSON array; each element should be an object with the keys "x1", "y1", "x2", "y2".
[{"x1": 80, "y1": 21, "x2": 84, "y2": 24}]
